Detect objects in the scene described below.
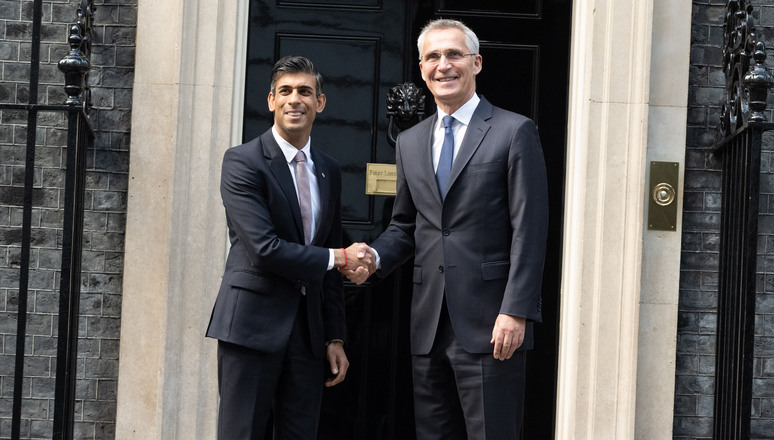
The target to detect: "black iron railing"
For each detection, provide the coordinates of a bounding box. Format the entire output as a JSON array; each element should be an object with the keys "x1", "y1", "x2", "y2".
[
  {"x1": 0, "y1": 1, "x2": 94, "y2": 439},
  {"x1": 713, "y1": 1, "x2": 773, "y2": 438}
]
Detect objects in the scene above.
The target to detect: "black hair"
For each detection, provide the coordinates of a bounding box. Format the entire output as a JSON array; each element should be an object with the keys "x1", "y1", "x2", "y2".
[{"x1": 270, "y1": 56, "x2": 323, "y2": 97}]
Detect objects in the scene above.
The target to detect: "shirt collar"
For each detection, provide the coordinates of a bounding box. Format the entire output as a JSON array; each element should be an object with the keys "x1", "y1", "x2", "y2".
[
  {"x1": 272, "y1": 126, "x2": 312, "y2": 164},
  {"x1": 437, "y1": 93, "x2": 480, "y2": 127}
]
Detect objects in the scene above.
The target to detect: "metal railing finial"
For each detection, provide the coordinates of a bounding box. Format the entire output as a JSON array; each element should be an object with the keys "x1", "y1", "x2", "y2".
[
  {"x1": 57, "y1": 0, "x2": 94, "y2": 110},
  {"x1": 743, "y1": 41, "x2": 774, "y2": 122}
]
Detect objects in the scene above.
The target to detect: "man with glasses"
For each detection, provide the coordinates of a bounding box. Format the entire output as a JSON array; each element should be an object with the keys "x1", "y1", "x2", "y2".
[{"x1": 343, "y1": 19, "x2": 549, "y2": 439}]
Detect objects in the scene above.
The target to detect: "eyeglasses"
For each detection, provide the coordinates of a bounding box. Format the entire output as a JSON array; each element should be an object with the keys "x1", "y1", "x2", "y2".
[{"x1": 421, "y1": 50, "x2": 477, "y2": 65}]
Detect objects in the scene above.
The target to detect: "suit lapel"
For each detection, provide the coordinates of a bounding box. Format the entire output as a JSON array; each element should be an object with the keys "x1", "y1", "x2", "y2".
[
  {"x1": 263, "y1": 131, "x2": 305, "y2": 242},
  {"x1": 310, "y1": 148, "x2": 330, "y2": 245},
  {"x1": 410, "y1": 116, "x2": 442, "y2": 204},
  {"x1": 447, "y1": 96, "x2": 493, "y2": 193}
]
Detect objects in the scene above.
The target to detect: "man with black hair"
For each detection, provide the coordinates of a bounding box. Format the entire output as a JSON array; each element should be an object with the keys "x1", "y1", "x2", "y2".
[{"x1": 207, "y1": 56, "x2": 370, "y2": 440}]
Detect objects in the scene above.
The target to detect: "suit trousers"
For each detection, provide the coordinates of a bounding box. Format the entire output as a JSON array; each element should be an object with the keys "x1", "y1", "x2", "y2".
[
  {"x1": 412, "y1": 300, "x2": 526, "y2": 440},
  {"x1": 216, "y1": 296, "x2": 324, "y2": 440}
]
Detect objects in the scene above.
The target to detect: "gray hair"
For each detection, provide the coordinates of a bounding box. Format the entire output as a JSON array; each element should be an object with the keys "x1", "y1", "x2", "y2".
[
  {"x1": 270, "y1": 55, "x2": 324, "y2": 97},
  {"x1": 417, "y1": 19, "x2": 479, "y2": 60}
]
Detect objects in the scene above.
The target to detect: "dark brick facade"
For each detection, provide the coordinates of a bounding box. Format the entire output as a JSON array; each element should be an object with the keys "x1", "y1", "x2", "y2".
[
  {"x1": 0, "y1": 1, "x2": 136, "y2": 439},
  {"x1": 676, "y1": 1, "x2": 774, "y2": 438}
]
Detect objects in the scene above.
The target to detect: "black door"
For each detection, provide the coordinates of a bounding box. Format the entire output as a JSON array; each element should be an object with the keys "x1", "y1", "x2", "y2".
[{"x1": 243, "y1": 1, "x2": 571, "y2": 438}]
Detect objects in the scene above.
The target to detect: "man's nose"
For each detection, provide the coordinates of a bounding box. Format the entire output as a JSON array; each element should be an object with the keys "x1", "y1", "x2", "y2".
[{"x1": 437, "y1": 56, "x2": 453, "y2": 69}]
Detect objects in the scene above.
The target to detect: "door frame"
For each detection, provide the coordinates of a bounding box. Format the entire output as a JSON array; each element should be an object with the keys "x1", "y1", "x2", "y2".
[{"x1": 114, "y1": 0, "x2": 690, "y2": 439}]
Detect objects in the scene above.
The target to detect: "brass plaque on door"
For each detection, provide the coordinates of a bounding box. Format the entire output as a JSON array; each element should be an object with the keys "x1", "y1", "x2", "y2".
[
  {"x1": 365, "y1": 163, "x2": 397, "y2": 196},
  {"x1": 648, "y1": 161, "x2": 679, "y2": 231}
]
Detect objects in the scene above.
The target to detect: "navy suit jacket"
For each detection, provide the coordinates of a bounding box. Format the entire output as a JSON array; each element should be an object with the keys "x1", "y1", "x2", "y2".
[
  {"x1": 206, "y1": 129, "x2": 345, "y2": 358},
  {"x1": 371, "y1": 96, "x2": 548, "y2": 355}
]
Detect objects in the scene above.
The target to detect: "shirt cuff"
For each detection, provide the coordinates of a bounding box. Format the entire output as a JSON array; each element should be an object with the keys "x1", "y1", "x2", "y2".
[
  {"x1": 372, "y1": 247, "x2": 381, "y2": 269},
  {"x1": 327, "y1": 249, "x2": 335, "y2": 270}
]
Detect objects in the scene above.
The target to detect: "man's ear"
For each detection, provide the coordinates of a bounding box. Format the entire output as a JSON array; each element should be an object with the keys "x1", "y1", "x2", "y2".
[
  {"x1": 267, "y1": 92, "x2": 275, "y2": 112},
  {"x1": 316, "y1": 93, "x2": 327, "y2": 113},
  {"x1": 473, "y1": 55, "x2": 482, "y2": 75}
]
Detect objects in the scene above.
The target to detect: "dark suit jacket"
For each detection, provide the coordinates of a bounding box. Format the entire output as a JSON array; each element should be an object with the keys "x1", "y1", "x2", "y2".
[
  {"x1": 371, "y1": 96, "x2": 548, "y2": 355},
  {"x1": 206, "y1": 129, "x2": 346, "y2": 359}
]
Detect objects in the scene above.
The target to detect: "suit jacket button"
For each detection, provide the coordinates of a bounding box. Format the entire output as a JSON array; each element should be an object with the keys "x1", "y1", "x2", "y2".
[
  {"x1": 442, "y1": 229, "x2": 450, "y2": 236},
  {"x1": 439, "y1": 265, "x2": 444, "y2": 273}
]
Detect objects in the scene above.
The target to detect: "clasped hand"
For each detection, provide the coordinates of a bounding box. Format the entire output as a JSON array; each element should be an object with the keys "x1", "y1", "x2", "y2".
[{"x1": 338, "y1": 242, "x2": 376, "y2": 284}]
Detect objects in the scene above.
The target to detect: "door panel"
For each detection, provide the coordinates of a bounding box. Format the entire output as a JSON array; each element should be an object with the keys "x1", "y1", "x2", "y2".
[
  {"x1": 440, "y1": 0, "x2": 540, "y2": 15},
  {"x1": 243, "y1": 1, "x2": 571, "y2": 438},
  {"x1": 277, "y1": 33, "x2": 382, "y2": 223},
  {"x1": 244, "y1": 3, "x2": 405, "y2": 227}
]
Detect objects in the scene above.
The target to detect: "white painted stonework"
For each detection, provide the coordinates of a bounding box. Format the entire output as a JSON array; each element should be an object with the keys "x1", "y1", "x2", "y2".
[
  {"x1": 115, "y1": 0, "x2": 244, "y2": 438},
  {"x1": 557, "y1": 0, "x2": 689, "y2": 438}
]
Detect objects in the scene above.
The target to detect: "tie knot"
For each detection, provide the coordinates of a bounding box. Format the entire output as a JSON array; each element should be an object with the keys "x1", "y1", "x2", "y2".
[
  {"x1": 443, "y1": 115, "x2": 454, "y2": 129},
  {"x1": 294, "y1": 150, "x2": 306, "y2": 163}
]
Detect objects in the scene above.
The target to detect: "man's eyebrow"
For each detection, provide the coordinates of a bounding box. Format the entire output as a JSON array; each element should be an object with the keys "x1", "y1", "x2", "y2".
[{"x1": 277, "y1": 84, "x2": 314, "y2": 90}]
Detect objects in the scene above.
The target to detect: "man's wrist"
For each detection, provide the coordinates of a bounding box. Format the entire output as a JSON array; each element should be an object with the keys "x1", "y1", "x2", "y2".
[{"x1": 332, "y1": 248, "x2": 345, "y2": 268}]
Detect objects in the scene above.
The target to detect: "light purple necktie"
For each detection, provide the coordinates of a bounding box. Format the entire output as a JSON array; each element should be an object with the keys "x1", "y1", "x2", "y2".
[{"x1": 293, "y1": 150, "x2": 313, "y2": 245}]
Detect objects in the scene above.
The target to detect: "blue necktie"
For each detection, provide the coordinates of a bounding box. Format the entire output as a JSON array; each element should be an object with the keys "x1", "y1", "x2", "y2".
[{"x1": 436, "y1": 115, "x2": 454, "y2": 199}]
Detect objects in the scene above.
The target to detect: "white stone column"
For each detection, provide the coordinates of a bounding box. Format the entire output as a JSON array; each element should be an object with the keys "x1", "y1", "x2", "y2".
[
  {"x1": 557, "y1": 0, "x2": 691, "y2": 438},
  {"x1": 555, "y1": 0, "x2": 689, "y2": 437},
  {"x1": 634, "y1": 0, "x2": 691, "y2": 437},
  {"x1": 114, "y1": 0, "x2": 246, "y2": 438}
]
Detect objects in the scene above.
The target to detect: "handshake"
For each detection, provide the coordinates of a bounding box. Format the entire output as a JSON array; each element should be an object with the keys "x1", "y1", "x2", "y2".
[{"x1": 335, "y1": 243, "x2": 377, "y2": 285}]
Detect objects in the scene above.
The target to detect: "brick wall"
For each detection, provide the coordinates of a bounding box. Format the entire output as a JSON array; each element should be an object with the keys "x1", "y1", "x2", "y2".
[
  {"x1": 676, "y1": 1, "x2": 774, "y2": 438},
  {"x1": 0, "y1": 1, "x2": 136, "y2": 439},
  {"x1": 753, "y1": 4, "x2": 774, "y2": 434}
]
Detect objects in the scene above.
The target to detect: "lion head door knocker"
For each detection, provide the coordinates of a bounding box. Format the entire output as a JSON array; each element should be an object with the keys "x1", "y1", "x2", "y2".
[{"x1": 386, "y1": 83, "x2": 426, "y2": 146}]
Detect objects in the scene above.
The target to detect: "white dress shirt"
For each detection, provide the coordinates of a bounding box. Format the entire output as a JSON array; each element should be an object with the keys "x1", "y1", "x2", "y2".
[
  {"x1": 272, "y1": 126, "x2": 335, "y2": 269},
  {"x1": 432, "y1": 93, "x2": 480, "y2": 173}
]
